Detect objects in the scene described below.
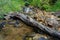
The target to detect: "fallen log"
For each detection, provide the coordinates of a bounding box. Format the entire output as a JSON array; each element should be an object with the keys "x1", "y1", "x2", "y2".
[
  {"x1": 13, "y1": 13, "x2": 60, "y2": 39},
  {"x1": 5, "y1": 13, "x2": 60, "y2": 39}
]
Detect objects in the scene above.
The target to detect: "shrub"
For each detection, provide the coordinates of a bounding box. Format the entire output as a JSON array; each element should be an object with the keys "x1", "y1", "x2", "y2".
[{"x1": 0, "y1": 0, "x2": 25, "y2": 18}]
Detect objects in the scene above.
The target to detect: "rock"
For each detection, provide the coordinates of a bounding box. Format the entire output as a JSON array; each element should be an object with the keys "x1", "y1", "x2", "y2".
[
  {"x1": 7, "y1": 20, "x2": 20, "y2": 27},
  {"x1": 23, "y1": 6, "x2": 34, "y2": 15},
  {"x1": 47, "y1": 36, "x2": 59, "y2": 40},
  {"x1": 38, "y1": 37, "x2": 47, "y2": 40},
  {"x1": 53, "y1": 11, "x2": 60, "y2": 17},
  {"x1": 14, "y1": 20, "x2": 20, "y2": 27},
  {"x1": 4, "y1": 12, "x2": 17, "y2": 20},
  {"x1": 23, "y1": 7, "x2": 30, "y2": 13},
  {"x1": 45, "y1": 15, "x2": 59, "y2": 29},
  {"x1": 7, "y1": 21, "x2": 14, "y2": 25},
  {"x1": 0, "y1": 22, "x2": 6, "y2": 30},
  {"x1": 4, "y1": 16, "x2": 11, "y2": 20}
]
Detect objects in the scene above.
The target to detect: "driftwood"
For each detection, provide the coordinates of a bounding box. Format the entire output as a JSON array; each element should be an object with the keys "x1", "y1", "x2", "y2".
[{"x1": 5, "y1": 13, "x2": 60, "y2": 39}]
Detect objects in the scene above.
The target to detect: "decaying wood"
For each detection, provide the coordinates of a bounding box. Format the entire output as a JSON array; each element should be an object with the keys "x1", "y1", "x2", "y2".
[
  {"x1": 13, "y1": 13, "x2": 60, "y2": 39},
  {"x1": 4, "y1": 13, "x2": 60, "y2": 39}
]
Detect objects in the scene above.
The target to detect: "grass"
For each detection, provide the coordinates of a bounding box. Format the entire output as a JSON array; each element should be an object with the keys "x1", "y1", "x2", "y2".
[
  {"x1": 0, "y1": 0, "x2": 25, "y2": 14},
  {"x1": 0, "y1": 0, "x2": 25, "y2": 18},
  {"x1": 0, "y1": 0, "x2": 60, "y2": 17},
  {"x1": 29, "y1": 0, "x2": 60, "y2": 12},
  {"x1": 50, "y1": 0, "x2": 60, "y2": 12},
  {"x1": 46, "y1": 0, "x2": 60, "y2": 12},
  {"x1": 1, "y1": 0, "x2": 60, "y2": 13}
]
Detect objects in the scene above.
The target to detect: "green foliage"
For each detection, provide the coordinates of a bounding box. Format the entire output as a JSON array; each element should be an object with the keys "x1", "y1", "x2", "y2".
[
  {"x1": 0, "y1": 0, "x2": 59, "y2": 13},
  {"x1": 25, "y1": 0, "x2": 60, "y2": 12},
  {"x1": 0, "y1": 0, "x2": 60, "y2": 19},
  {"x1": 0, "y1": 0, "x2": 25, "y2": 18},
  {"x1": 50, "y1": 0, "x2": 60, "y2": 11},
  {"x1": 0, "y1": 0, "x2": 25, "y2": 13},
  {"x1": 49, "y1": 0, "x2": 57, "y2": 5},
  {"x1": 25, "y1": 0, "x2": 51, "y2": 10}
]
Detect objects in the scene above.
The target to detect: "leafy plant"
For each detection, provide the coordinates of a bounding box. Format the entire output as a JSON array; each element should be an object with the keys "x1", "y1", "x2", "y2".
[{"x1": 0, "y1": 0, "x2": 25, "y2": 19}]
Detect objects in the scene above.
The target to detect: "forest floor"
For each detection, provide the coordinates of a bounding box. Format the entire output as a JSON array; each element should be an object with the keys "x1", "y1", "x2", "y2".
[{"x1": 0, "y1": 7, "x2": 60, "y2": 40}]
